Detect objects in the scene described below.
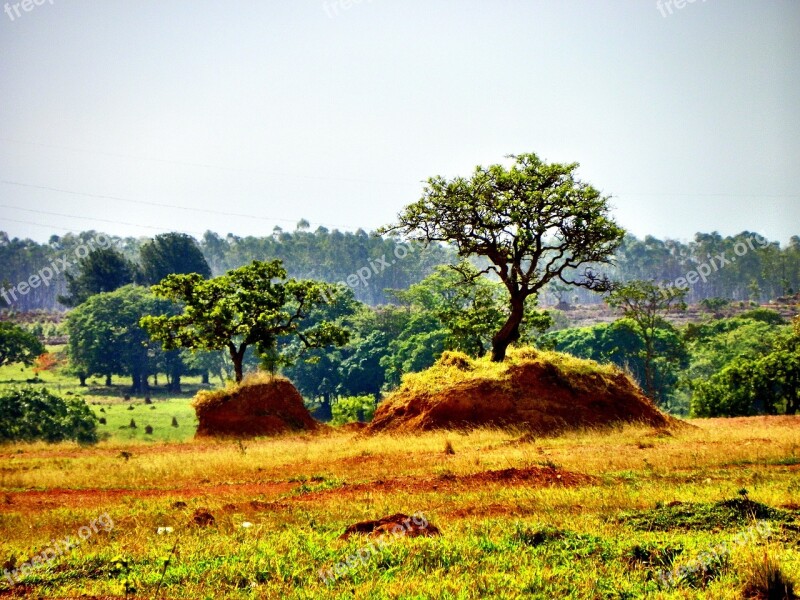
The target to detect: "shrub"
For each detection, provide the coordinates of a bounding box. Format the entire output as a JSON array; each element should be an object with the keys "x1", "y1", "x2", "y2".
[
  {"x1": 331, "y1": 395, "x2": 376, "y2": 426},
  {"x1": 144, "y1": 425, "x2": 153, "y2": 435},
  {"x1": 0, "y1": 387, "x2": 98, "y2": 444}
]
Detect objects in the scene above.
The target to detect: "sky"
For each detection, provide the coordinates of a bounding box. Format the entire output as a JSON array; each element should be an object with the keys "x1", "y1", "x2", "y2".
[{"x1": 1, "y1": 0, "x2": 798, "y2": 245}]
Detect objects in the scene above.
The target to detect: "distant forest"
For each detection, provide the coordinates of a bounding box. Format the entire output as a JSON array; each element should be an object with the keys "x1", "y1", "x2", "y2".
[{"x1": 1, "y1": 227, "x2": 799, "y2": 312}]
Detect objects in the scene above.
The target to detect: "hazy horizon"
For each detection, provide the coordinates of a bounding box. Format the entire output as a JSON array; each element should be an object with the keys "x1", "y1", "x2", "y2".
[{"x1": 2, "y1": 1, "x2": 798, "y2": 245}]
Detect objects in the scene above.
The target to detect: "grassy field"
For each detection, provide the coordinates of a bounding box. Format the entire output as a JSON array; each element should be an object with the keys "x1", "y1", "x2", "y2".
[
  {"x1": 0, "y1": 414, "x2": 798, "y2": 599},
  {"x1": 0, "y1": 356, "x2": 202, "y2": 444}
]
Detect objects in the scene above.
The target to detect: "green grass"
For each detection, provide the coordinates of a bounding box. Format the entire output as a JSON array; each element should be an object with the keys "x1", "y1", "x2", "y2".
[
  {"x1": 0, "y1": 346, "x2": 204, "y2": 443},
  {"x1": 91, "y1": 398, "x2": 198, "y2": 443}
]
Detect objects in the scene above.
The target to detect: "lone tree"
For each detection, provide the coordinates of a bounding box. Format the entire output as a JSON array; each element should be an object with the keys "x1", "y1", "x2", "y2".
[
  {"x1": 140, "y1": 260, "x2": 350, "y2": 383},
  {"x1": 382, "y1": 153, "x2": 625, "y2": 361}
]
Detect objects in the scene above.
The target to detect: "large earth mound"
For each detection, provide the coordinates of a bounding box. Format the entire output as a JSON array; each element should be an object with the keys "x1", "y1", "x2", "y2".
[
  {"x1": 368, "y1": 348, "x2": 678, "y2": 434},
  {"x1": 193, "y1": 374, "x2": 320, "y2": 438}
]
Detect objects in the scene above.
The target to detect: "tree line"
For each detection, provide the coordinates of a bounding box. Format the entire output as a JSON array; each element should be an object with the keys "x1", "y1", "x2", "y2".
[{"x1": 2, "y1": 228, "x2": 798, "y2": 313}]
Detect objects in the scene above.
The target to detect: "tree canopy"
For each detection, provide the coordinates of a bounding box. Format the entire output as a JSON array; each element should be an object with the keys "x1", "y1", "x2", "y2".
[
  {"x1": 605, "y1": 280, "x2": 687, "y2": 401},
  {"x1": 140, "y1": 260, "x2": 350, "y2": 382},
  {"x1": 382, "y1": 153, "x2": 624, "y2": 361},
  {"x1": 65, "y1": 285, "x2": 177, "y2": 392},
  {"x1": 0, "y1": 321, "x2": 45, "y2": 367},
  {"x1": 139, "y1": 232, "x2": 212, "y2": 285},
  {"x1": 58, "y1": 247, "x2": 137, "y2": 307}
]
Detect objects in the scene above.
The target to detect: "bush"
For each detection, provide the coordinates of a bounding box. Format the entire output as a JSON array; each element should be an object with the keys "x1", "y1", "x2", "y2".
[
  {"x1": 0, "y1": 387, "x2": 98, "y2": 444},
  {"x1": 331, "y1": 395, "x2": 376, "y2": 426}
]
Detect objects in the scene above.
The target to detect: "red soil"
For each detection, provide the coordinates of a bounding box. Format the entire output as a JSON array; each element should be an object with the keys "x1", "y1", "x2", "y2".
[
  {"x1": 194, "y1": 379, "x2": 320, "y2": 438},
  {"x1": 368, "y1": 355, "x2": 677, "y2": 435}
]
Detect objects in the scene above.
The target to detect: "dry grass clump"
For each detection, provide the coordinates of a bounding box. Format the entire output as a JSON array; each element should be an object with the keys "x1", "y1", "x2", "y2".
[
  {"x1": 741, "y1": 546, "x2": 798, "y2": 599},
  {"x1": 397, "y1": 347, "x2": 621, "y2": 399},
  {"x1": 192, "y1": 371, "x2": 285, "y2": 411}
]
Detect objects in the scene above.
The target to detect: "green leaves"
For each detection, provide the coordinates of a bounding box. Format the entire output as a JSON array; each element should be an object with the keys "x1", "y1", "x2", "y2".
[
  {"x1": 0, "y1": 321, "x2": 45, "y2": 367},
  {"x1": 0, "y1": 386, "x2": 98, "y2": 444},
  {"x1": 383, "y1": 152, "x2": 624, "y2": 360},
  {"x1": 141, "y1": 260, "x2": 350, "y2": 382}
]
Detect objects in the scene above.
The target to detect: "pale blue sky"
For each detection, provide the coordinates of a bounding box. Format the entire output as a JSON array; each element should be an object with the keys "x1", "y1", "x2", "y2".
[{"x1": 1, "y1": 1, "x2": 798, "y2": 244}]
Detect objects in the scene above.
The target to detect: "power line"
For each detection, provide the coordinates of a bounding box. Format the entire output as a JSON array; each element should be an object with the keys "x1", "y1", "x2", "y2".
[
  {"x1": 0, "y1": 179, "x2": 353, "y2": 230},
  {"x1": 0, "y1": 204, "x2": 206, "y2": 237},
  {"x1": 0, "y1": 137, "x2": 412, "y2": 186}
]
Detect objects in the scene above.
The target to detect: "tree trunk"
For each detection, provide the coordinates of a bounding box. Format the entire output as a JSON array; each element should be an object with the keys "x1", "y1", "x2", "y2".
[
  {"x1": 229, "y1": 344, "x2": 246, "y2": 383},
  {"x1": 201, "y1": 371, "x2": 209, "y2": 385},
  {"x1": 314, "y1": 394, "x2": 332, "y2": 422},
  {"x1": 643, "y1": 333, "x2": 656, "y2": 401},
  {"x1": 105, "y1": 374, "x2": 112, "y2": 386},
  {"x1": 78, "y1": 374, "x2": 87, "y2": 387},
  {"x1": 130, "y1": 371, "x2": 143, "y2": 394},
  {"x1": 491, "y1": 295, "x2": 525, "y2": 362}
]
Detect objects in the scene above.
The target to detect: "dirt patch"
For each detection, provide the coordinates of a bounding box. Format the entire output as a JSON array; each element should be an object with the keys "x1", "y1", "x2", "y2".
[
  {"x1": 190, "y1": 508, "x2": 215, "y2": 527},
  {"x1": 194, "y1": 377, "x2": 320, "y2": 438},
  {"x1": 337, "y1": 422, "x2": 368, "y2": 433},
  {"x1": 368, "y1": 349, "x2": 678, "y2": 435},
  {"x1": 294, "y1": 464, "x2": 595, "y2": 505},
  {"x1": 0, "y1": 481, "x2": 294, "y2": 515},
  {"x1": 462, "y1": 466, "x2": 595, "y2": 487},
  {"x1": 340, "y1": 513, "x2": 441, "y2": 540}
]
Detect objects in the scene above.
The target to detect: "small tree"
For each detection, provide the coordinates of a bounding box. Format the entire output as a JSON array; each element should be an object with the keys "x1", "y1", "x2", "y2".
[
  {"x1": 605, "y1": 280, "x2": 687, "y2": 401},
  {"x1": 140, "y1": 260, "x2": 350, "y2": 383},
  {"x1": 0, "y1": 322, "x2": 45, "y2": 367},
  {"x1": 382, "y1": 153, "x2": 624, "y2": 361}
]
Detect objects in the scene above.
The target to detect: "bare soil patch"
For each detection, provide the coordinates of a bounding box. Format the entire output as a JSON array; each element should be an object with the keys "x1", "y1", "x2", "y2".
[{"x1": 194, "y1": 377, "x2": 320, "y2": 438}]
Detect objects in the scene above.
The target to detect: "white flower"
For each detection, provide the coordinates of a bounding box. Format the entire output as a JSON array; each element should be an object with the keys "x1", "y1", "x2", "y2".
[
  {"x1": 157, "y1": 526, "x2": 174, "y2": 535},
  {"x1": 241, "y1": 522, "x2": 254, "y2": 529}
]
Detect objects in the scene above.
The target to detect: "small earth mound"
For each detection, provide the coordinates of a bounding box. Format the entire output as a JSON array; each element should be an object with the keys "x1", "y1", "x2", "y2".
[
  {"x1": 190, "y1": 508, "x2": 215, "y2": 527},
  {"x1": 193, "y1": 374, "x2": 319, "y2": 438},
  {"x1": 462, "y1": 466, "x2": 595, "y2": 487},
  {"x1": 340, "y1": 513, "x2": 441, "y2": 540},
  {"x1": 620, "y1": 498, "x2": 797, "y2": 531},
  {"x1": 368, "y1": 348, "x2": 678, "y2": 434}
]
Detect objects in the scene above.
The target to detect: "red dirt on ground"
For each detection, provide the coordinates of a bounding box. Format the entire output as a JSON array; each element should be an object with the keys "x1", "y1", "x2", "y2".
[
  {"x1": 368, "y1": 353, "x2": 677, "y2": 435},
  {"x1": 339, "y1": 513, "x2": 441, "y2": 539},
  {"x1": 194, "y1": 378, "x2": 320, "y2": 438},
  {"x1": 294, "y1": 464, "x2": 596, "y2": 504}
]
